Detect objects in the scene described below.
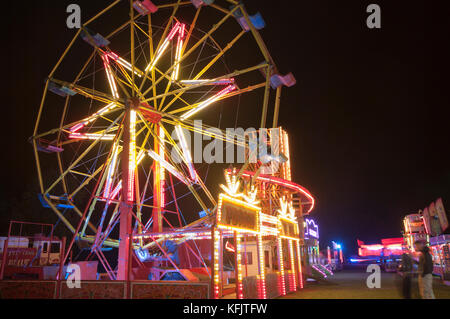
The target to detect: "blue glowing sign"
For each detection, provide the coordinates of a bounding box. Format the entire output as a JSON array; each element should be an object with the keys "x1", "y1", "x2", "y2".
[{"x1": 305, "y1": 218, "x2": 319, "y2": 239}]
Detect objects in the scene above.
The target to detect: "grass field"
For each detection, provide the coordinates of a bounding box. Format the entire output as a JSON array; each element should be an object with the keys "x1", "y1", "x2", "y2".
[{"x1": 280, "y1": 269, "x2": 450, "y2": 299}]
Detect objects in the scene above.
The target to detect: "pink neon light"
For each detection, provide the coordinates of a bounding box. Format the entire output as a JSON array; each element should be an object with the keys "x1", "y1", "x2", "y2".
[
  {"x1": 168, "y1": 22, "x2": 181, "y2": 41},
  {"x1": 181, "y1": 78, "x2": 235, "y2": 86},
  {"x1": 101, "y1": 54, "x2": 119, "y2": 99},
  {"x1": 70, "y1": 123, "x2": 84, "y2": 133},
  {"x1": 127, "y1": 111, "x2": 137, "y2": 202},
  {"x1": 311, "y1": 264, "x2": 327, "y2": 278},
  {"x1": 69, "y1": 133, "x2": 86, "y2": 139},
  {"x1": 68, "y1": 133, "x2": 115, "y2": 140},
  {"x1": 69, "y1": 103, "x2": 117, "y2": 135},
  {"x1": 179, "y1": 23, "x2": 186, "y2": 39}
]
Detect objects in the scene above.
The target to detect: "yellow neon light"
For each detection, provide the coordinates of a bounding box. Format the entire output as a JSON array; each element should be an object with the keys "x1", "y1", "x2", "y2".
[
  {"x1": 278, "y1": 197, "x2": 297, "y2": 222},
  {"x1": 220, "y1": 171, "x2": 259, "y2": 205},
  {"x1": 109, "y1": 53, "x2": 143, "y2": 77},
  {"x1": 288, "y1": 240, "x2": 297, "y2": 291},
  {"x1": 278, "y1": 237, "x2": 286, "y2": 295},
  {"x1": 217, "y1": 194, "x2": 261, "y2": 234},
  {"x1": 180, "y1": 85, "x2": 236, "y2": 120},
  {"x1": 146, "y1": 41, "x2": 169, "y2": 73},
  {"x1": 171, "y1": 29, "x2": 183, "y2": 81}
]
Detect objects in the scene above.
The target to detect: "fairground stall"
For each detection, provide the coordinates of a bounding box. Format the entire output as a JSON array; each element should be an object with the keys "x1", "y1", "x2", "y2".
[
  {"x1": 1, "y1": 0, "x2": 316, "y2": 299},
  {"x1": 301, "y1": 218, "x2": 335, "y2": 278},
  {"x1": 403, "y1": 198, "x2": 449, "y2": 283},
  {"x1": 356, "y1": 238, "x2": 403, "y2": 272}
]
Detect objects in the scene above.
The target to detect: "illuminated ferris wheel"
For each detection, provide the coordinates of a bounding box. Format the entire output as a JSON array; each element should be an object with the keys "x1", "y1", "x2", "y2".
[{"x1": 31, "y1": 0, "x2": 311, "y2": 283}]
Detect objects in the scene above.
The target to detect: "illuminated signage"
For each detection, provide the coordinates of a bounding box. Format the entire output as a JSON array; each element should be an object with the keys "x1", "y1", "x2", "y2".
[
  {"x1": 217, "y1": 195, "x2": 259, "y2": 233},
  {"x1": 305, "y1": 219, "x2": 319, "y2": 239}
]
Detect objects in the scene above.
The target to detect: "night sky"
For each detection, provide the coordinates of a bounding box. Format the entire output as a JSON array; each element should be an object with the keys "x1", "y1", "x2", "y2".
[{"x1": 0, "y1": 0, "x2": 448, "y2": 256}]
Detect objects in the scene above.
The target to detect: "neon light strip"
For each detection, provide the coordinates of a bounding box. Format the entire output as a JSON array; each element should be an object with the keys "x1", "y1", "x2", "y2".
[
  {"x1": 68, "y1": 133, "x2": 116, "y2": 140},
  {"x1": 278, "y1": 237, "x2": 286, "y2": 295},
  {"x1": 70, "y1": 103, "x2": 117, "y2": 133},
  {"x1": 145, "y1": 22, "x2": 180, "y2": 72},
  {"x1": 101, "y1": 54, "x2": 119, "y2": 99},
  {"x1": 238, "y1": 171, "x2": 315, "y2": 214},
  {"x1": 157, "y1": 126, "x2": 166, "y2": 213},
  {"x1": 105, "y1": 151, "x2": 145, "y2": 203},
  {"x1": 324, "y1": 264, "x2": 334, "y2": 276},
  {"x1": 255, "y1": 211, "x2": 266, "y2": 299},
  {"x1": 175, "y1": 125, "x2": 198, "y2": 182},
  {"x1": 282, "y1": 130, "x2": 292, "y2": 181},
  {"x1": 147, "y1": 149, "x2": 190, "y2": 185},
  {"x1": 288, "y1": 240, "x2": 297, "y2": 291},
  {"x1": 213, "y1": 229, "x2": 220, "y2": 299},
  {"x1": 295, "y1": 241, "x2": 304, "y2": 289},
  {"x1": 181, "y1": 85, "x2": 236, "y2": 120},
  {"x1": 260, "y1": 226, "x2": 278, "y2": 236},
  {"x1": 260, "y1": 214, "x2": 278, "y2": 224},
  {"x1": 311, "y1": 264, "x2": 327, "y2": 278},
  {"x1": 171, "y1": 24, "x2": 185, "y2": 81},
  {"x1": 216, "y1": 194, "x2": 262, "y2": 246},
  {"x1": 127, "y1": 110, "x2": 137, "y2": 202},
  {"x1": 107, "y1": 52, "x2": 143, "y2": 77},
  {"x1": 236, "y1": 234, "x2": 243, "y2": 299},
  {"x1": 217, "y1": 194, "x2": 261, "y2": 219},
  {"x1": 103, "y1": 144, "x2": 120, "y2": 199},
  {"x1": 180, "y1": 79, "x2": 235, "y2": 86},
  {"x1": 257, "y1": 231, "x2": 266, "y2": 299},
  {"x1": 225, "y1": 241, "x2": 235, "y2": 253},
  {"x1": 109, "y1": 180, "x2": 122, "y2": 202}
]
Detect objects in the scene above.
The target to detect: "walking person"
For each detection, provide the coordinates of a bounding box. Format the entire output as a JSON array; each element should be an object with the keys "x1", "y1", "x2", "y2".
[
  {"x1": 414, "y1": 240, "x2": 435, "y2": 299},
  {"x1": 399, "y1": 249, "x2": 413, "y2": 299}
]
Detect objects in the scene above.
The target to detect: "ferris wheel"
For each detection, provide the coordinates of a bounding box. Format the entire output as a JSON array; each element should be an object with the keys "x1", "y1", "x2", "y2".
[{"x1": 31, "y1": 0, "x2": 305, "y2": 281}]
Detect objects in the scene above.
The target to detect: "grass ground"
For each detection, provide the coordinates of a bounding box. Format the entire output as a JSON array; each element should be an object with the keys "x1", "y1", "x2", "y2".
[{"x1": 280, "y1": 269, "x2": 450, "y2": 299}]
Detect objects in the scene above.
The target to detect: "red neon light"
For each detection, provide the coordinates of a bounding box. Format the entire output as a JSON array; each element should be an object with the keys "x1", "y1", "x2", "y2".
[
  {"x1": 126, "y1": 111, "x2": 137, "y2": 202},
  {"x1": 236, "y1": 170, "x2": 315, "y2": 214}
]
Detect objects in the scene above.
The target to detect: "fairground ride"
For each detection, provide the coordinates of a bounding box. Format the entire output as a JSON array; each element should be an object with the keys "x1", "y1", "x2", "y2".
[{"x1": 30, "y1": 0, "x2": 315, "y2": 298}]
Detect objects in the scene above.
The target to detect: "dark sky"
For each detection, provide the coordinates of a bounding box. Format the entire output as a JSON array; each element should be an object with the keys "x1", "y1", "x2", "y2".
[{"x1": 0, "y1": 0, "x2": 448, "y2": 256}]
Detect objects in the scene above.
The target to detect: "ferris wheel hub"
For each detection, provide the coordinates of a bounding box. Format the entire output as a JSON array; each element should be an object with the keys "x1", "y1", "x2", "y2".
[{"x1": 125, "y1": 97, "x2": 141, "y2": 110}]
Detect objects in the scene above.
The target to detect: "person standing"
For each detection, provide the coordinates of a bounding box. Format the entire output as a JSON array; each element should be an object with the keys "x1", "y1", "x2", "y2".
[
  {"x1": 399, "y1": 250, "x2": 413, "y2": 299},
  {"x1": 414, "y1": 240, "x2": 435, "y2": 299}
]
